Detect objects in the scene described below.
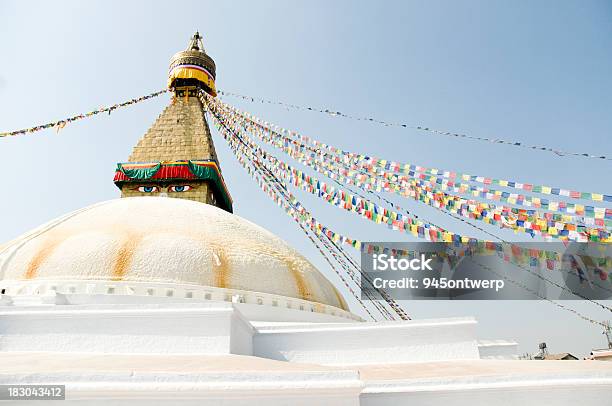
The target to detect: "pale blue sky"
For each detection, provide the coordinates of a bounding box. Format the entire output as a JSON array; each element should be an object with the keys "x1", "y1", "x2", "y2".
[{"x1": 1, "y1": 0, "x2": 611, "y2": 356}]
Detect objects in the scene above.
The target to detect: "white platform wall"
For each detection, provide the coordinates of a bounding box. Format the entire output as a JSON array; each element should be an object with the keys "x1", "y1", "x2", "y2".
[
  {"x1": 253, "y1": 318, "x2": 481, "y2": 365},
  {"x1": 0, "y1": 302, "x2": 253, "y2": 355},
  {"x1": 0, "y1": 301, "x2": 484, "y2": 364}
]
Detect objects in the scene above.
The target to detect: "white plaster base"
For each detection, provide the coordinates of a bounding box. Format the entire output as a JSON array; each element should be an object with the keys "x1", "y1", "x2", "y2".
[
  {"x1": 362, "y1": 380, "x2": 612, "y2": 406},
  {"x1": 0, "y1": 302, "x2": 253, "y2": 355},
  {"x1": 253, "y1": 317, "x2": 481, "y2": 365}
]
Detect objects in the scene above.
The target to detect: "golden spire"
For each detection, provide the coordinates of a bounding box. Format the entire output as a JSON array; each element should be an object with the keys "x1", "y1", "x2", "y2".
[
  {"x1": 113, "y1": 33, "x2": 232, "y2": 212},
  {"x1": 168, "y1": 32, "x2": 217, "y2": 97}
]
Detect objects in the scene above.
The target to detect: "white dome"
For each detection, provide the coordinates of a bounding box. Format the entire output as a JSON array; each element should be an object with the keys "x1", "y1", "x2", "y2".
[{"x1": 0, "y1": 197, "x2": 348, "y2": 311}]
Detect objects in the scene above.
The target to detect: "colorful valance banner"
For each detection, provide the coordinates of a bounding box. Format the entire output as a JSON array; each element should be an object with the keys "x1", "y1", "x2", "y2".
[
  {"x1": 114, "y1": 160, "x2": 232, "y2": 212},
  {"x1": 117, "y1": 162, "x2": 161, "y2": 180},
  {"x1": 168, "y1": 65, "x2": 217, "y2": 96}
]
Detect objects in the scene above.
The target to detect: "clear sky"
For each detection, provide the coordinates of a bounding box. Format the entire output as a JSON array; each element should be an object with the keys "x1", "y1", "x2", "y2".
[{"x1": 1, "y1": 0, "x2": 611, "y2": 356}]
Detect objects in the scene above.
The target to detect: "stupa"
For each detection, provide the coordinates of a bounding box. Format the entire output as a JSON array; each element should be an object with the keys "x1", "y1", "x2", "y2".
[
  {"x1": 0, "y1": 32, "x2": 350, "y2": 320},
  {"x1": 0, "y1": 33, "x2": 609, "y2": 405}
]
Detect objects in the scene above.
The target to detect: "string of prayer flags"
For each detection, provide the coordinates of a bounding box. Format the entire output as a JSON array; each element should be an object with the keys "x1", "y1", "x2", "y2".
[
  {"x1": 209, "y1": 97, "x2": 610, "y2": 243},
  {"x1": 0, "y1": 89, "x2": 168, "y2": 138},
  {"x1": 220, "y1": 100, "x2": 611, "y2": 205},
  {"x1": 218, "y1": 90, "x2": 612, "y2": 161}
]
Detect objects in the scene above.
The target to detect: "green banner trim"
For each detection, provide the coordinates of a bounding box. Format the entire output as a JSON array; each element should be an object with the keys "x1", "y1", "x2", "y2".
[
  {"x1": 188, "y1": 161, "x2": 233, "y2": 212},
  {"x1": 115, "y1": 161, "x2": 232, "y2": 212},
  {"x1": 117, "y1": 162, "x2": 162, "y2": 180}
]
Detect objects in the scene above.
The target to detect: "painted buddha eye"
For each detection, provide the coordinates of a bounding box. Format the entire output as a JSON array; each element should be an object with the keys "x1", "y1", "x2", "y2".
[
  {"x1": 169, "y1": 185, "x2": 192, "y2": 193},
  {"x1": 138, "y1": 186, "x2": 159, "y2": 193}
]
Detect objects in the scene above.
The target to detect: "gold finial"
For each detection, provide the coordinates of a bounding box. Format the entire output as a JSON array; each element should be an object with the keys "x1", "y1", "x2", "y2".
[
  {"x1": 168, "y1": 31, "x2": 217, "y2": 96},
  {"x1": 187, "y1": 31, "x2": 204, "y2": 52}
]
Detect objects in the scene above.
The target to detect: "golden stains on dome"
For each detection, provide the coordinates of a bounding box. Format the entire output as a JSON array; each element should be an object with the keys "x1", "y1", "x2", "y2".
[
  {"x1": 19, "y1": 230, "x2": 326, "y2": 307},
  {"x1": 332, "y1": 286, "x2": 349, "y2": 311},
  {"x1": 25, "y1": 235, "x2": 64, "y2": 280},
  {"x1": 1, "y1": 198, "x2": 350, "y2": 312},
  {"x1": 111, "y1": 232, "x2": 142, "y2": 281},
  {"x1": 283, "y1": 258, "x2": 310, "y2": 302},
  {"x1": 211, "y1": 246, "x2": 231, "y2": 289}
]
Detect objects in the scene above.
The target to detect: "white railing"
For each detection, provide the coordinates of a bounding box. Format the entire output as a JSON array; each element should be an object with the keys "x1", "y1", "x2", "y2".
[{"x1": 0, "y1": 280, "x2": 361, "y2": 321}]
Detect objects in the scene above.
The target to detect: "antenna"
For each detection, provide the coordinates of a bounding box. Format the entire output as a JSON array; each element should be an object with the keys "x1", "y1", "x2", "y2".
[
  {"x1": 535, "y1": 342, "x2": 549, "y2": 359},
  {"x1": 603, "y1": 321, "x2": 612, "y2": 349}
]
